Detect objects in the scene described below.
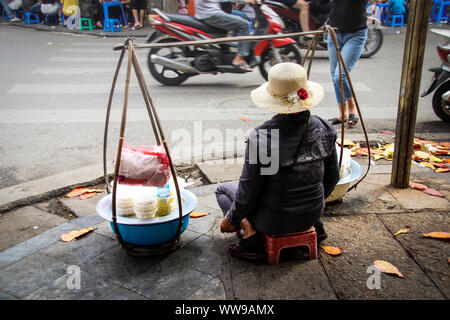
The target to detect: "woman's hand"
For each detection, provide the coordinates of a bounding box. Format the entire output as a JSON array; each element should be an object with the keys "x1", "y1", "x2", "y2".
[{"x1": 220, "y1": 217, "x2": 240, "y2": 233}]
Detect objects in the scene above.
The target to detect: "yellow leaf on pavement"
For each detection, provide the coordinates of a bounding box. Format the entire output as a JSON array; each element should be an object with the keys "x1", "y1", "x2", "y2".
[
  {"x1": 429, "y1": 155, "x2": 443, "y2": 163},
  {"x1": 80, "y1": 192, "x2": 97, "y2": 200},
  {"x1": 414, "y1": 151, "x2": 430, "y2": 160},
  {"x1": 435, "y1": 168, "x2": 450, "y2": 173},
  {"x1": 420, "y1": 162, "x2": 436, "y2": 170},
  {"x1": 61, "y1": 227, "x2": 95, "y2": 242},
  {"x1": 373, "y1": 154, "x2": 384, "y2": 161},
  {"x1": 66, "y1": 186, "x2": 90, "y2": 198},
  {"x1": 421, "y1": 232, "x2": 450, "y2": 240},
  {"x1": 190, "y1": 211, "x2": 210, "y2": 218},
  {"x1": 320, "y1": 245, "x2": 343, "y2": 256},
  {"x1": 373, "y1": 260, "x2": 404, "y2": 278},
  {"x1": 393, "y1": 226, "x2": 410, "y2": 236}
]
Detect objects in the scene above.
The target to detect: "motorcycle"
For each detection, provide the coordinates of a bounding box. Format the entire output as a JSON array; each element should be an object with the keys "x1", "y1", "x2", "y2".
[
  {"x1": 146, "y1": 3, "x2": 302, "y2": 85},
  {"x1": 263, "y1": 0, "x2": 384, "y2": 58},
  {"x1": 421, "y1": 29, "x2": 450, "y2": 123}
]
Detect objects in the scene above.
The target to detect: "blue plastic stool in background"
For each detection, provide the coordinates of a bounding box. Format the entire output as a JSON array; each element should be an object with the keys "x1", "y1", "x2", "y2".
[
  {"x1": 43, "y1": 13, "x2": 59, "y2": 25},
  {"x1": 103, "y1": 1, "x2": 127, "y2": 26},
  {"x1": 24, "y1": 12, "x2": 40, "y2": 24},
  {"x1": 390, "y1": 14, "x2": 404, "y2": 27},
  {"x1": 103, "y1": 18, "x2": 121, "y2": 32},
  {"x1": 436, "y1": 0, "x2": 450, "y2": 23}
]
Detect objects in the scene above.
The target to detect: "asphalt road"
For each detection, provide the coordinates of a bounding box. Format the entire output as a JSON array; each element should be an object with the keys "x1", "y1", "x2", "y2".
[{"x1": 0, "y1": 25, "x2": 449, "y2": 190}]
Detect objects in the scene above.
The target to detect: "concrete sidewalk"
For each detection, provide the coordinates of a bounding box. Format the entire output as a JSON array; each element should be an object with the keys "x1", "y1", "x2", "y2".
[
  {"x1": 0, "y1": 19, "x2": 152, "y2": 38},
  {"x1": 0, "y1": 156, "x2": 448, "y2": 300}
]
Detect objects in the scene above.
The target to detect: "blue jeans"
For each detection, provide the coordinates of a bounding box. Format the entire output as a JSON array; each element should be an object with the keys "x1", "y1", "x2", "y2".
[
  {"x1": 201, "y1": 11, "x2": 251, "y2": 57},
  {"x1": 327, "y1": 29, "x2": 368, "y2": 104},
  {"x1": 0, "y1": 0, "x2": 16, "y2": 19}
]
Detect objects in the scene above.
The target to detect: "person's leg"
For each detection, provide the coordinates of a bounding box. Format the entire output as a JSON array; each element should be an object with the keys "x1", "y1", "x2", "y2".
[
  {"x1": 132, "y1": 9, "x2": 139, "y2": 26},
  {"x1": 338, "y1": 29, "x2": 368, "y2": 124},
  {"x1": 139, "y1": 8, "x2": 144, "y2": 26},
  {"x1": 202, "y1": 12, "x2": 250, "y2": 67},
  {"x1": 215, "y1": 181, "x2": 239, "y2": 215},
  {"x1": 327, "y1": 32, "x2": 347, "y2": 123},
  {"x1": 291, "y1": 0, "x2": 310, "y2": 32},
  {"x1": 1, "y1": 0, "x2": 18, "y2": 20}
]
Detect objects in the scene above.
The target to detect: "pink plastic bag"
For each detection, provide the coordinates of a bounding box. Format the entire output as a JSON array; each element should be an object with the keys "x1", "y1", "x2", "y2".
[{"x1": 116, "y1": 142, "x2": 171, "y2": 187}]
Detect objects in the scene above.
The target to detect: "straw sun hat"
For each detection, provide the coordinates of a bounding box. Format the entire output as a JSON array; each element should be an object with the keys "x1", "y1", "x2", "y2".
[{"x1": 251, "y1": 62, "x2": 324, "y2": 114}]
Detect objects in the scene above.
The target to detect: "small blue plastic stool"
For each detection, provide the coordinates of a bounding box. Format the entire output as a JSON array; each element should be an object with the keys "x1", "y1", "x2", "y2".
[
  {"x1": 103, "y1": 18, "x2": 121, "y2": 32},
  {"x1": 24, "y1": 12, "x2": 40, "y2": 24},
  {"x1": 43, "y1": 13, "x2": 59, "y2": 25},
  {"x1": 390, "y1": 14, "x2": 404, "y2": 28},
  {"x1": 103, "y1": 1, "x2": 127, "y2": 26},
  {"x1": 435, "y1": 0, "x2": 450, "y2": 23}
]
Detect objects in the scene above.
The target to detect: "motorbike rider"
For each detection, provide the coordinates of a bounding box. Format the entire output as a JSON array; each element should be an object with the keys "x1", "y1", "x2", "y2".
[
  {"x1": 194, "y1": 0, "x2": 257, "y2": 72},
  {"x1": 273, "y1": 0, "x2": 311, "y2": 36}
]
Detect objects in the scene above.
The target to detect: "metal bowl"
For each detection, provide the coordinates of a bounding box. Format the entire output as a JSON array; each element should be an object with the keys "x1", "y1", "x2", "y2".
[
  {"x1": 96, "y1": 188, "x2": 197, "y2": 245},
  {"x1": 325, "y1": 159, "x2": 362, "y2": 203}
]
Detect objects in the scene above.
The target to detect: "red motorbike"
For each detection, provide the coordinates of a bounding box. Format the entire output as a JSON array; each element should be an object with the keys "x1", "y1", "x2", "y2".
[
  {"x1": 263, "y1": 0, "x2": 383, "y2": 58},
  {"x1": 146, "y1": 3, "x2": 302, "y2": 85}
]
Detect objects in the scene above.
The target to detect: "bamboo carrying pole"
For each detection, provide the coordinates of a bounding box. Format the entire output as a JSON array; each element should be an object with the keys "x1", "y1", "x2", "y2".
[
  {"x1": 391, "y1": 0, "x2": 432, "y2": 188},
  {"x1": 104, "y1": 38, "x2": 184, "y2": 256}
]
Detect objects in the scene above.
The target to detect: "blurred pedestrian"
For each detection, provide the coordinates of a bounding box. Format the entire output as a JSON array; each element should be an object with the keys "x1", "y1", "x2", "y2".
[
  {"x1": 131, "y1": 0, "x2": 146, "y2": 30},
  {"x1": 327, "y1": 0, "x2": 368, "y2": 127},
  {"x1": 0, "y1": 0, "x2": 21, "y2": 21}
]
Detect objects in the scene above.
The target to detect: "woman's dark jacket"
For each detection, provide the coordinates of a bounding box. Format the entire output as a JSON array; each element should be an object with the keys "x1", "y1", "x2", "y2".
[
  {"x1": 225, "y1": 111, "x2": 339, "y2": 235},
  {"x1": 329, "y1": 0, "x2": 368, "y2": 33}
]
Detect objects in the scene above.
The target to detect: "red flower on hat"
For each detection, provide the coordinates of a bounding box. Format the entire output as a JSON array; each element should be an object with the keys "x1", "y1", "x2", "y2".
[{"x1": 297, "y1": 88, "x2": 308, "y2": 100}]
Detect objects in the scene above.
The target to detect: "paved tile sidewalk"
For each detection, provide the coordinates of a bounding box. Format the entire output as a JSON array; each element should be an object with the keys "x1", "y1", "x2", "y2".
[{"x1": 0, "y1": 161, "x2": 449, "y2": 300}]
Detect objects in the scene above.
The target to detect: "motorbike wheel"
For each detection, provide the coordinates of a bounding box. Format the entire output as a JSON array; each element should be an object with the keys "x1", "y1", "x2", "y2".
[
  {"x1": 147, "y1": 37, "x2": 191, "y2": 86},
  {"x1": 432, "y1": 81, "x2": 450, "y2": 122},
  {"x1": 360, "y1": 29, "x2": 383, "y2": 58},
  {"x1": 259, "y1": 43, "x2": 303, "y2": 81}
]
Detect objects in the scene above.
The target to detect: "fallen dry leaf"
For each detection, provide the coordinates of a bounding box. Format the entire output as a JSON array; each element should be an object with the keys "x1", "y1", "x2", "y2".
[
  {"x1": 431, "y1": 162, "x2": 449, "y2": 169},
  {"x1": 420, "y1": 162, "x2": 436, "y2": 170},
  {"x1": 337, "y1": 139, "x2": 356, "y2": 147},
  {"x1": 373, "y1": 260, "x2": 404, "y2": 278},
  {"x1": 429, "y1": 155, "x2": 443, "y2": 163},
  {"x1": 379, "y1": 130, "x2": 395, "y2": 135},
  {"x1": 422, "y1": 188, "x2": 445, "y2": 198},
  {"x1": 393, "y1": 226, "x2": 410, "y2": 236},
  {"x1": 61, "y1": 227, "x2": 95, "y2": 242},
  {"x1": 414, "y1": 151, "x2": 430, "y2": 160},
  {"x1": 190, "y1": 211, "x2": 210, "y2": 218},
  {"x1": 66, "y1": 187, "x2": 103, "y2": 199},
  {"x1": 320, "y1": 245, "x2": 343, "y2": 256},
  {"x1": 409, "y1": 181, "x2": 428, "y2": 191},
  {"x1": 435, "y1": 168, "x2": 450, "y2": 173},
  {"x1": 80, "y1": 192, "x2": 97, "y2": 200},
  {"x1": 66, "y1": 186, "x2": 90, "y2": 198},
  {"x1": 422, "y1": 232, "x2": 450, "y2": 240},
  {"x1": 239, "y1": 117, "x2": 249, "y2": 122}
]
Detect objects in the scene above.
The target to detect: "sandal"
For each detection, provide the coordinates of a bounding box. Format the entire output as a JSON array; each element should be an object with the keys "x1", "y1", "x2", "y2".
[
  {"x1": 348, "y1": 114, "x2": 359, "y2": 127},
  {"x1": 328, "y1": 117, "x2": 347, "y2": 125},
  {"x1": 228, "y1": 233, "x2": 263, "y2": 260},
  {"x1": 232, "y1": 62, "x2": 253, "y2": 72}
]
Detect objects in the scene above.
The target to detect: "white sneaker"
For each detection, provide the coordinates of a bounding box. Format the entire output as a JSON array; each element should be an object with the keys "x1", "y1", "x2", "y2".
[{"x1": 10, "y1": 17, "x2": 21, "y2": 22}]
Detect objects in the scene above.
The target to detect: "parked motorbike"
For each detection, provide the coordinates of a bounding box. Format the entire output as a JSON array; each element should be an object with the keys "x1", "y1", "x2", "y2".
[
  {"x1": 421, "y1": 29, "x2": 450, "y2": 123},
  {"x1": 146, "y1": 3, "x2": 302, "y2": 85},
  {"x1": 263, "y1": 0, "x2": 384, "y2": 58}
]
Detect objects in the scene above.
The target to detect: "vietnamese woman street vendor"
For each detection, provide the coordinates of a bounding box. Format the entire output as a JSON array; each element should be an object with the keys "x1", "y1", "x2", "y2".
[{"x1": 215, "y1": 62, "x2": 340, "y2": 260}]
